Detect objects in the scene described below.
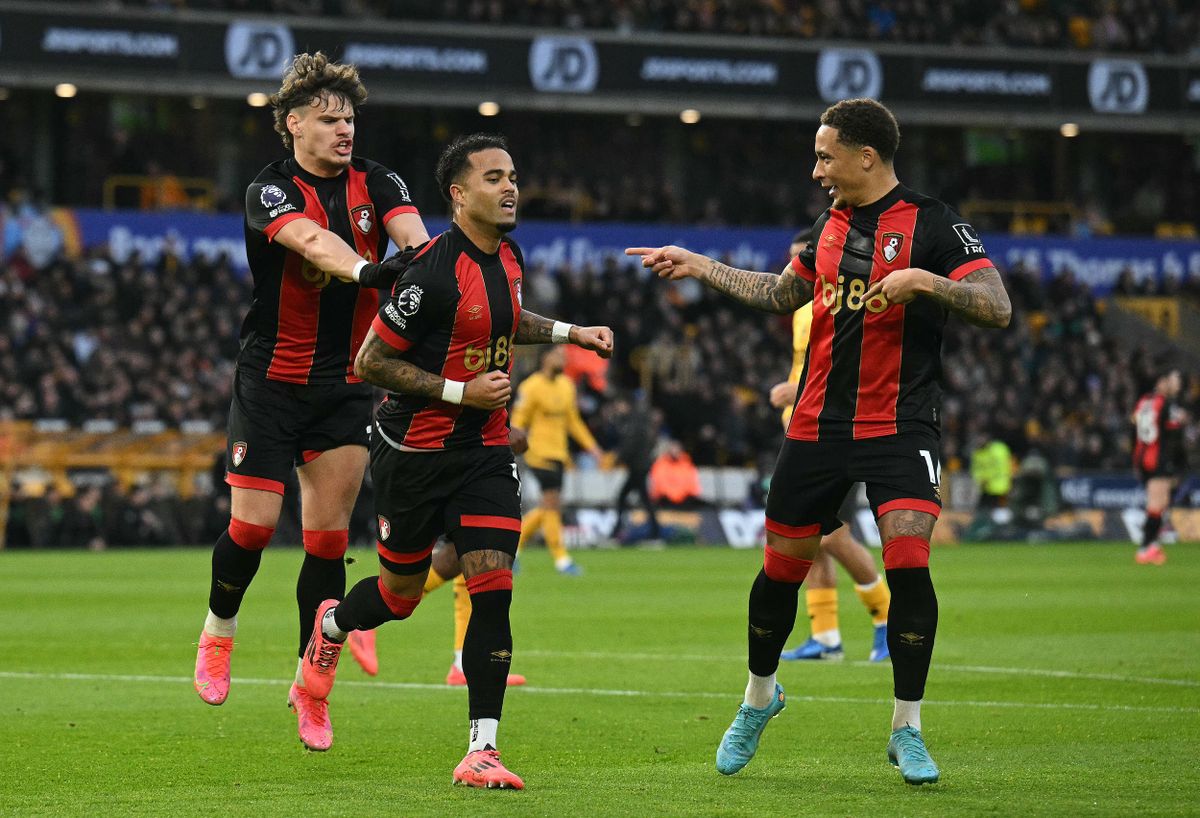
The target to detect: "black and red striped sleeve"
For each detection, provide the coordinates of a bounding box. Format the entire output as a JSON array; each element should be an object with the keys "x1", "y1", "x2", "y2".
[
  {"x1": 371, "y1": 258, "x2": 455, "y2": 352},
  {"x1": 919, "y1": 203, "x2": 995, "y2": 281},
  {"x1": 245, "y1": 174, "x2": 307, "y2": 241},
  {"x1": 366, "y1": 161, "x2": 420, "y2": 227}
]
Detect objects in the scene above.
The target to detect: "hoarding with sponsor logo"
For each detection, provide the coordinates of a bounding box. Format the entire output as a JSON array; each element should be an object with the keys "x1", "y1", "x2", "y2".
[
  {"x1": 40, "y1": 208, "x2": 1200, "y2": 296},
  {"x1": 0, "y1": 6, "x2": 1197, "y2": 129}
]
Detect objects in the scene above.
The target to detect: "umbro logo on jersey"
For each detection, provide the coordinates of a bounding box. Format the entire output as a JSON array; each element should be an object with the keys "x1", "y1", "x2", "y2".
[
  {"x1": 881, "y1": 232, "x2": 904, "y2": 263},
  {"x1": 378, "y1": 515, "x2": 391, "y2": 541},
  {"x1": 824, "y1": 234, "x2": 837, "y2": 243},
  {"x1": 231, "y1": 441, "x2": 248, "y2": 467},
  {"x1": 468, "y1": 305, "x2": 483, "y2": 320},
  {"x1": 353, "y1": 204, "x2": 374, "y2": 234}
]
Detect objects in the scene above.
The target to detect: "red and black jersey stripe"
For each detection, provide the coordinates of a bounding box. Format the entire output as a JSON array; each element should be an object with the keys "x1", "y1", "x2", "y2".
[
  {"x1": 240, "y1": 156, "x2": 418, "y2": 385},
  {"x1": 372, "y1": 224, "x2": 522, "y2": 450},
  {"x1": 788, "y1": 185, "x2": 995, "y2": 442}
]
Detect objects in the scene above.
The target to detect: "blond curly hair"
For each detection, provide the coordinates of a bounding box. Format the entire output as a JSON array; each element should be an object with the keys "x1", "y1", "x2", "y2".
[{"x1": 271, "y1": 52, "x2": 367, "y2": 150}]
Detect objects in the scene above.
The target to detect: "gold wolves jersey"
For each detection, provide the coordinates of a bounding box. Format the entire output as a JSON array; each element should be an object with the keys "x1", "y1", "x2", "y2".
[{"x1": 510, "y1": 371, "x2": 597, "y2": 469}]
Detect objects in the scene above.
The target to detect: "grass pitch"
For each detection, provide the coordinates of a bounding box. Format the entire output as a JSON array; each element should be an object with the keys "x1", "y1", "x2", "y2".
[{"x1": 1, "y1": 541, "x2": 1197, "y2": 817}]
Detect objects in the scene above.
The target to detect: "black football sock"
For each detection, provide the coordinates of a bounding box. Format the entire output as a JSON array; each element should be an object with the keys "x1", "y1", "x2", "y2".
[
  {"x1": 747, "y1": 569, "x2": 801, "y2": 678},
  {"x1": 885, "y1": 567, "x2": 939, "y2": 702},
  {"x1": 462, "y1": 588, "x2": 513, "y2": 721},
  {"x1": 1141, "y1": 511, "x2": 1163, "y2": 548},
  {"x1": 296, "y1": 554, "x2": 346, "y2": 657},
  {"x1": 208, "y1": 529, "x2": 263, "y2": 619}
]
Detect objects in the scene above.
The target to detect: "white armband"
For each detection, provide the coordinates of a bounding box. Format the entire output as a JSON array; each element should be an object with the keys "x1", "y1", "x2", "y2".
[
  {"x1": 351, "y1": 259, "x2": 368, "y2": 283},
  {"x1": 441, "y1": 379, "x2": 466, "y2": 405},
  {"x1": 551, "y1": 321, "x2": 573, "y2": 344}
]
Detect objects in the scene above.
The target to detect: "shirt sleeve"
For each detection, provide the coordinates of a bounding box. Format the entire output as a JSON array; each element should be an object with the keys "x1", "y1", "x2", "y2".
[
  {"x1": 370, "y1": 259, "x2": 454, "y2": 352},
  {"x1": 366, "y1": 162, "x2": 420, "y2": 226},
  {"x1": 789, "y1": 218, "x2": 821, "y2": 281},
  {"x1": 919, "y1": 203, "x2": 994, "y2": 281},
  {"x1": 245, "y1": 174, "x2": 307, "y2": 241}
]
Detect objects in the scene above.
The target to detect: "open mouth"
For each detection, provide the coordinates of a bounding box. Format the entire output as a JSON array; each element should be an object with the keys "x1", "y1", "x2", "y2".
[
  {"x1": 334, "y1": 140, "x2": 352, "y2": 156},
  {"x1": 826, "y1": 185, "x2": 838, "y2": 199},
  {"x1": 500, "y1": 197, "x2": 516, "y2": 214}
]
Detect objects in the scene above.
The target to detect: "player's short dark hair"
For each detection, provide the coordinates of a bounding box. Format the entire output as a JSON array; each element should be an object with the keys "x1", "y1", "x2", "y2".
[
  {"x1": 435, "y1": 133, "x2": 510, "y2": 203},
  {"x1": 271, "y1": 52, "x2": 367, "y2": 151},
  {"x1": 820, "y1": 98, "x2": 900, "y2": 163}
]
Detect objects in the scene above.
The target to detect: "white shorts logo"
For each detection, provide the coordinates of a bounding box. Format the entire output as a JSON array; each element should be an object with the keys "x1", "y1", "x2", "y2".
[
  {"x1": 377, "y1": 515, "x2": 391, "y2": 541},
  {"x1": 231, "y1": 441, "x2": 248, "y2": 468}
]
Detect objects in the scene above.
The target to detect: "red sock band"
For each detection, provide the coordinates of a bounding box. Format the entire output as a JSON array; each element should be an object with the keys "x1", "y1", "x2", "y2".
[
  {"x1": 376, "y1": 578, "x2": 421, "y2": 618},
  {"x1": 466, "y1": 569, "x2": 514, "y2": 595},
  {"x1": 763, "y1": 546, "x2": 812, "y2": 584},
  {"x1": 303, "y1": 529, "x2": 349, "y2": 559},
  {"x1": 228, "y1": 518, "x2": 274, "y2": 551},
  {"x1": 1146, "y1": 510, "x2": 1163, "y2": 521},
  {"x1": 883, "y1": 536, "x2": 930, "y2": 569}
]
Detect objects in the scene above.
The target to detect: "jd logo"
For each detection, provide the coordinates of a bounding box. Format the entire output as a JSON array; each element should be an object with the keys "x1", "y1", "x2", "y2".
[
  {"x1": 1088, "y1": 59, "x2": 1148, "y2": 114},
  {"x1": 225, "y1": 22, "x2": 294, "y2": 79},
  {"x1": 817, "y1": 48, "x2": 882, "y2": 103},
  {"x1": 529, "y1": 36, "x2": 599, "y2": 93}
]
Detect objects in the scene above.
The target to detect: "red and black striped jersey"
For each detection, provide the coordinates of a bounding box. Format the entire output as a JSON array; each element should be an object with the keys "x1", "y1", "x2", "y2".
[
  {"x1": 1133, "y1": 393, "x2": 1185, "y2": 473},
  {"x1": 370, "y1": 223, "x2": 523, "y2": 450},
  {"x1": 240, "y1": 156, "x2": 419, "y2": 385},
  {"x1": 787, "y1": 184, "x2": 995, "y2": 442}
]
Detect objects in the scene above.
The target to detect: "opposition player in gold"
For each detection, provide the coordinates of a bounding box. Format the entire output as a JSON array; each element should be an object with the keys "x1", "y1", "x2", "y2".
[{"x1": 510, "y1": 346, "x2": 602, "y2": 576}]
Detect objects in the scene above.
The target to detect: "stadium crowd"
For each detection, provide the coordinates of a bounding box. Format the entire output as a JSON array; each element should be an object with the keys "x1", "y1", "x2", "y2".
[
  {"x1": 3, "y1": 238, "x2": 1195, "y2": 547},
  {"x1": 67, "y1": 0, "x2": 1200, "y2": 54}
]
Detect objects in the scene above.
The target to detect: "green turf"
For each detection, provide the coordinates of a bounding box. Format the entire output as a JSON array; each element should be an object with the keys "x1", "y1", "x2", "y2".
[{"x1": 1, "y1": 542, "x2": 1197, "y2": 817}]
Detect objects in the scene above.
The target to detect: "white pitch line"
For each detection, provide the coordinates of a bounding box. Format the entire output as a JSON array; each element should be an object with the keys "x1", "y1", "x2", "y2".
[
  {"x1": 519, "y1": 649, "x2": 1200, "y2": 688},
  {"x1": 0, "y1": 671, "x2": 1194, "y2": 715}
]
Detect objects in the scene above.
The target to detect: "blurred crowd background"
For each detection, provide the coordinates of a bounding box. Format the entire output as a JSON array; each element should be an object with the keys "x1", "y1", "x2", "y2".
[{"x1": 3, "y1": 0, "x2": 1197, "y2": 547}]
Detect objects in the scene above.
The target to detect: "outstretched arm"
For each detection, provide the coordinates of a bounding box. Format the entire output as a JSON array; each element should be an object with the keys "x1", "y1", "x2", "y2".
[
  {"x1": 625, "y1": 245, "x2": 813, "y2": 314},
  {"x1": 516, "y1": 310, "x2": 613, "y2": 358},
  {"x1": 864, "y1": 266, "x2": 1011, "y2": 328}
]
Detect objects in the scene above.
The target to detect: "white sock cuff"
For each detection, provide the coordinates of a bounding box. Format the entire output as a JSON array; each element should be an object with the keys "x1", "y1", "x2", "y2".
[
  {"x1": 855, "y1": 576, "x2": 883, "y2": 592},
  {"x1": 204, "y1": 610, "x2": 237, "y2": 638}
]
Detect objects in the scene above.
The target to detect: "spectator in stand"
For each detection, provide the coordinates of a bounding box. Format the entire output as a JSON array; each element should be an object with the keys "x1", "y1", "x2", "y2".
[{"x1": 649, "y1": 439, "x2": 703, "y2": 508}]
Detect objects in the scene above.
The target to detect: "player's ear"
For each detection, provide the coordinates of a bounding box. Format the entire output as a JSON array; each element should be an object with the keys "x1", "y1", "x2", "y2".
[
  {"x1": 287, "y1": 110, "x2": 302, "y2": 141},
  {"x1": 860, "y1": 146, "x2": 877, "y2": 171},
  {"x1": 449, "y1": 182, "x2": 466, "y2": 209}
]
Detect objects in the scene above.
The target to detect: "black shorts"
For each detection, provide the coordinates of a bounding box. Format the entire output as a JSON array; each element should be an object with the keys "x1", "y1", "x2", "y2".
[
  {"x1": 371, "y1": 439, "x2": 522, "y2": 575},
  {"x1": 225, "y1": 369, "x2": 371, "y2": 495},
  {"x1": 766, "y1": 433, "x2": 942, "y2": 538},
  {"x1": 528, "y1": 461, "x2": 565, "y2": 492}
]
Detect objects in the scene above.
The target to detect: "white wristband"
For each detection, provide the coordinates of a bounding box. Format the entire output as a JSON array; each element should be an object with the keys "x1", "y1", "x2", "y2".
[
  {"x1": 441, "y1": 379, "x2": 465, "y2": 405},
  {"x1": 351, "y1": 259, "x2": 368, "y2": 283},
  {"x1": 551, "y1": 321, "x2": 573, "y2": 344}
]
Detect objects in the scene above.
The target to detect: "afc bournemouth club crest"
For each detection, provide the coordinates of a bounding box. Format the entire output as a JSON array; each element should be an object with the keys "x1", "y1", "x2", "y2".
[
  {"x1": 514, "y1": 278, "x2": 522, "y2": 307},
  {"x1": 231, "y1": 441, "x2": 248, "y2": 468},
  {"x1": 378, "y1": 515, "x2": 391, "y2": 541},
  {"x1": 353, "y1": 204, "x2": 374, "y2": 234},
  {"x1": 881, "y1": 232, "x2": 904, "y2": 263}
]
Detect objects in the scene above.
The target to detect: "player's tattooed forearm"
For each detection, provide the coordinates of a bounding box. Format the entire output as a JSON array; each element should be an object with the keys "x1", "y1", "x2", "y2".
[
  {"x1": 461, "y1": 548, "x2": 515, "y2": 576},
  {"x1": 929, "y1": 268, "x2": 1011, "y2": 328},
  {"x1": 356, "y1": 334, "x2": 444, "y2": 398},
  {"x1": 704, "y1": 261, "x2": 814, "y2": 314},
  {"x1": 515, "y1": 310, "x2": 554, "y2": 344}
]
